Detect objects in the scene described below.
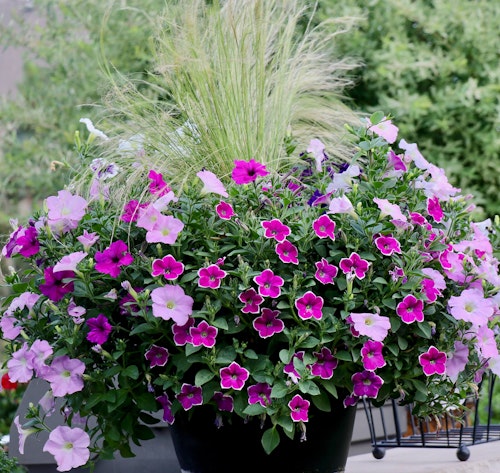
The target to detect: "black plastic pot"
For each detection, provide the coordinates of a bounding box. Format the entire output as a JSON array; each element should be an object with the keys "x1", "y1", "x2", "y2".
[{"x1": 170, "y1": 398, "x2": 356, "y2": 473}]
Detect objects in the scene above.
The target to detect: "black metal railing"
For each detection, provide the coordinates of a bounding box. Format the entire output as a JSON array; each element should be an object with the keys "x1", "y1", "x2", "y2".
[{"x1": 362, "y1": 373, "x2": 500, "y2": 461}]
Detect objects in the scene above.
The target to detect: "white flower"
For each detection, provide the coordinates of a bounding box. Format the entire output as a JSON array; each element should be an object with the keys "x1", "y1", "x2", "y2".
[{"x1": 79, "y1": 118, "x2": 108, "y2": 140}]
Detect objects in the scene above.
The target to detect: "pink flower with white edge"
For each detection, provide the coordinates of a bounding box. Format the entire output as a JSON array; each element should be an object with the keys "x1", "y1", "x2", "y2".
[
  {"x1": 231, "y1": 159, "x2": 269, "y2": 184},
  {"x1": 275, "y1": 240, "x2": 299, "y2": 264},
  {"x1": 261, "y1": 219, "x2": 290, "y2": 242},
  {"x1": 172, "y1": 318, "x2": 195, "y2": 346},
  {"x1": 349, "y1": 313, "x2": 391, "y2": 342},
  {"x1": 352, "y1": 371, "x2": 384, "y2": 398},
  {"x1": 288, "y1": 394, "x2": 310, "y2": 422},
  {"x1": 198, "y1": 264, "x2": 227, "y2": 289},
  {"x1": 151, "y1": 285, "x2": 194, "y2": 325},
  {"x1": 238, "y1": 288, "x2": 264, "y2": 314},
  {"x1": 43, "y1": 426, "x2": 90, "y2": 472},
  {"x1": 252, "y1": 308, "x2": 284, "y2": 339},
  {"x1": 421, "y1": 279, "x2": 440, "y2": 303},
  {"x1": 419, "y1": 346, "x2": 447, "y2": 376},
  {"x1": 176, "y1": 384, "x2": 203, "y2": 411},
  {"x1": 396, "y1": 295, "x2": 424, "y2": 324},
  {"x1": 151, "y1": 254, "x2": 184, "y2": 280},
  {"x1": 369, "y1": 118, "x2": 399, "y2": 143},
  {"x1": 190, "y1": 320, "x2": 218, "y2": 348},
  {"x1": 339, "y1": 252, "x2": 370, "y2": 279},
  {"x1": 448, "y1": 288, "x2": 493, "y2": 326},
  {"x1": 216, "y1": 201, "x2": 235, "y2": 220},
  {"x1": 247, "y1": 383, "x2": 272, "y2": 407},
  {"x1": 374, "y1": 235, "x2": 401, "y2": 256},
  {"x1": 314, "y1": 258, "x2": 338, "y2": 285},
  {"x1": 295, "y1": 291, "x2": 324, "y2": 320},
  {"x1": 361, "y1": 340, "x2": 386, "y2": 371},
  {"x1": 44, "y1": 356, "x2": 85, "y2": 397},
  {"x1": 220, "y1": 362, "x2": 249, "y2": 390},
  {"x1": 427, "y1": 196, "x2": 443, "y2": 222},
  {"x1": 254, "y1": 269, "x2": 284, "y2": 298},
  {"x1": 373, "y1": 198, "x2": 407, "y2": 222},
  {"x1": 284, "y1": 351, "x2": 304, "y2": 383},
  {"x1": 197, "y1": 170, "x2": 228, "y2": 197},
  {"x1": 310, "y1": 347, "x2": 338, "y2": 379},
  {"x1": 312, "y1": 214, "x2": 336, "y2": 239}
]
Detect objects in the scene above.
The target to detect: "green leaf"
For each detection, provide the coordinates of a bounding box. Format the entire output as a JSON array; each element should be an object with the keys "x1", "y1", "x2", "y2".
[
  {"x1": 133, "y1": 425, "x2": 155, "y2": 441},
  {"x1": 382, "y1": 298, "x2": 397, "y2": 310},
  {"x1": 135, "y1": 393, "x2": 158, "y2": 411},
  {"x1": 212, "y1": 318, "x2": 229, "y2": 330},
  {"x1": 321, "y1": 379, "x2": 338, "y2": 398},
  {"x1": 279, "y1": 349, "x2": 290, "y2": 364},
  {"x1": 416, "y1": 322, "x2": 432, "y2": 339},
  {"x1": 243, "y1": 403, "x2": 267, "y2": 416},
  {"x1": 122, "y1": 365, "x2": 139, "y2": 380},
  {"x1": 370, "y1": 111, "x2": 385, "y2": 125},
  {"x1": 277, "y1": 301, "x2": 290, "y2": 309},
  {"x1": 130, "y1": 323, "x2": 154, "y2": 336},
  {"x1": 311, "y1": 391, "x2": 331, "y2": 412},
  {"x1": 397, "y1": 336, "x2": 408, "y2": 350},
  {"x1": 261, "y1": 428, "x2": 280, "y2": 455},
  {"x1": 185, "y1": 344, "x2": 202, "y2": 357},
  {"x1": 277, "y1": 415, "x2": 294, "y2": 433},
  {"x1": 271, "y1": 382, "x2": 289, "y2": 399},
  {"x1": 195, "y1": 369, "x2": 215, "y2": 386},
  {"x1": 299, "y1": 380, "x2": 320, "y2": 396},
  {"x1": 215, "y1": 346, "x2": 236, "y2": 364},
  {"x1": 244, "y1": 349, "x2": 258, "y2": 360},
  {"x1": 372, "y1": 277, "x2": 388, "y2": 285},
  {"x1": 335, "y1": 351, "x2": 352, "y2": 362}
]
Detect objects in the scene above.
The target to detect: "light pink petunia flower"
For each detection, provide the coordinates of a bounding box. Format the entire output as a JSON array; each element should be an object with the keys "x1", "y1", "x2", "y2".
[
  {"x1": 145, "y1": 215, "x2": 184, "y2": 245},
  {"x1": 197, "y1": 170, "x2": 228, "y2": 197},
  {"x1": 445, "y1": 341, "x2": 469, "y2": 383},
  {"x1": 448, "y1": 288, "x2": 493, "y2": 326},
  {"x1": 43, "y1": 356, "x2": 85, "y2": 397},
  {"x1": 53, "y1": 251, "x2": 88, "y2": 273},
  {"x1": 14, "y1": 416, "x2": 36, "y2": 455},
  {"x1": 307, "y1": 138, "x2": 326, "y2": 171},
  {"x1": 151, "y1": 285, "x2": 194, "y2": 325},
  {"x1": 373, "y1": 198, "x2": 407, "y2": 222},
  {"x1": 369, "y1": 118, "x2": 399, "y2": 143},
  {"x1": 328, "y1": 195, "x2": 356, "y2": 217},
  {"x1": 349, "y1": 312, "x2": 391, "y2": 342},
  {"x1": 43, "y1": 426, "x2": 90, "y2": 471}
]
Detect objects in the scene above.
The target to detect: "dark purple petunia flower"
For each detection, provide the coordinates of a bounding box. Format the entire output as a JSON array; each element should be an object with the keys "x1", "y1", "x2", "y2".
[
  {"x1": 86, "y1": 314, "x2": 112, "y2": 345},
  {"x1": 39, "y1": 267, "x2": 75, "y2": 302}
]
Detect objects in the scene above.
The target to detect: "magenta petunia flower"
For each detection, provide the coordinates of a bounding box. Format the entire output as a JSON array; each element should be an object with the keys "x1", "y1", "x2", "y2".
[
  {"x1": 295, "y1": 291, "x2": 324, "y2": 320},
  {"x1": 213, "y1": 392, "x2": 234, "y2": 412},
  {"x1": 349, "y1": 312, "x2": 391, "y2": 342},
  {"x1": 197, "y1": 170, "x2": 228, "y2": 197},
  {"x1": 145, "y1": 215, "x2": 184, "y2": 245},
  {"x1": 216, "y1": 201, "x2": 235, "y2": 220},
  {"x1": 283, "y1": 351, "x2": 304, "y2": 384},
  {"x1": 197, "y1": 264, "x2": 227, "y2": 289},
  {"x1": 421, "y1": 279, "x2": 440, "y2": 303},
  {"x1": 448, "y1": 288, "x2": 493, "y2": 326},
  {"x1": 190, "y1": 320, "x2": 218, "y2": 348},
  {"x1": 275, "y1": 240, "x2": 299, "y2": 264},
  {"x1": 427, "y1": 196, "x2": 443, "y2": 222},
  {"x1": 261, "y1": 219, "x2": 291, "y2": 242},
  {"x1": 252, "y1": 308, "x2": 284, "y2": 338},
  {"x1": 361, "y1": 340, "x2": 386, "y2": 371},
  {"x1": 238, "y1": 288, "x2": 264, "y2": 314},
  {"x1": 46, "y1": 190, "x2": 88, "y2": 234},
  {"x1": 419, "y1": 346, "x2": 447, "y2": 376},
  {"x1": 151, "y1": 285, "x2": 194, "y2": 325},
  {"x1": 44, "y1": 355, "x2": 85, "y2": 397},
  {"x1": 314, "y1": 258, "x2": 338, "y2": 285},
  {"x1": 253, "y1": 269, "x2": 284, "y2": 298},
  {"x1": 151, "y1": 254, "x2": 184, "y2": 280},
  {"x1": 339, "y1": 252, "x2": 370, "y2": 280},
  {"x1": 94, "y1": 240, "x2": 133, "y2": 277},
  {"x1": 39, "y1": 267, "x2": 75, "y2": 302},
  {"x1": 396, "y1": 295, "x2": 424, "y2": 324},
  {"x1": 312, "y1": 214, "x2": 336, "y2": 239},
  {"x1": 16, "y1": 226, "x2": 40, "y2": 257},
  {"x1": 145, "y1": 345, "x2": 170, "y2": 367},
  {"x1": 231, "y1": 159, "x2": 269, "y2": 184},
  {"x1": 410, "y1": 212, "x2": 429, "y2": 227},
  {"x1": 387, "y1": 150, "x2": 407, "y2": 172},
  {"x1": 86, "y1": 314, "x2": 113, "y2": 345},
  {"x1": 288, "y1": 394, "x2": 310, "y2": 422},
  {"x1": 172, "y1": 318, "x2": 195, "y2": 346},
  {"x1": 219, "y1": 362, "x2": 250, "y2": 390},
  {"x1": 352, "y1": 371, "x2": 384, "y2": 398},
  {"x1": 148, "y1": 169, "x2": 171, "y2": 197},
  {"x1": 176, "y1": 383, "x2": 203, "y2": 411},
  {"x1": 374, "y1": 235, "x2": 402, "y2": 256},
  {"x1": 121, "y1": 199, "x2": 149, "y2": 223},
  {"x1": 247, "y1": 383, "x2": 272, "y2": 408},
  {"x1": 156, "y1": 393, "x2": 175, "y2": 423},
  {"x1": 310, "y1": 347, "x2": 338, "y2": 379},
  {"x1": 43, "y1": 426, "x2": 90, "y2": 472}
]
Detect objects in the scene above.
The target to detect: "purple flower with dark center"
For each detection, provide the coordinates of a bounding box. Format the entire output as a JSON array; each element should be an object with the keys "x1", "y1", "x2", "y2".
[
  {"x1": 172, "y1": 318, "x2": 195, "y2": 346},
  {"x1": 86, "y1": 314, "x2": 112, "y2": 345},
  {"x1": 2, "y1": 225, "x2": 23, "y2": 257},
  {"x1": 16, "y1": 226, "x2": 40, "y2": 257},
  {"x1": 94, "y1": 240, "x2": 133, "y2": 277},
  {"x1": 197, "y1": 264, "x2": 227, "y2": 289},
  {"x1": 295, "y1": 291, "x2": 324, "y2": 320},
  {"x1": 216, "y1": 201, "x2": 235, "y2": 220},
  {"x1": 231, "y1": 159, "x2": 269, "y2": 184},
  {"x1": 310, "y1": 347, "x2": 338, "y2": 379},
  {"x1": 374, "y1": 235, "x2": 402, "y2": 256},
  {"x1": 275, "y1": 240, "x2": 299, "y2": 264},
  {"x1": 339, "y1": 252, "x2": 370, "y2": 280},
  {"x1": 238, "y1": 288, "x2": 264, "y2": 314},
  {"x1": 288, "y1": 394, "x2": 310, "y2": 422},
  {"x1": 119, "y1": 287, "x2": 143, "y2": 315},
  {"x1": 190, "y1": 320, "x2": 218, "y2": 348},
  {"x1": 121, "y1": 199, "x2": 149, "y2": 223},
  {"x1": 156, "y1": 393, "x2": 175, "y2": 423},
  {"x1": 151, "y1": 254, "x2": 184, "y2": 280},
  {"x1": 219, "y1": 362, "x2": 249, "y2": 390},
  {"x1": 352, "y1": 370, "x2": 384, "y2": 398},
  {"x1": 148, "y1": 170, "x2": 171, "y2": 197},
  {"x1": 419, "y1": 346, "x2": 447, "y2": 376},
  {"x1": 396, "y1": 294, "x2": 424, "y2": 324},
  {"x1": 344, "y1": 394, "x2": 360, "y2": 408},
  {"x1": 145, "y1": 345, "x2": 169, "y2": 367},
  {"x1": 308, "y1": 189, "x2": 324, "y2": 206},
  {"x1": 213, "y1": 392, "x2": 234, "y2": 412},
  {"x1": 176, "y1": 383, "x2": 203, "y2": 411},
  {"x1": 247, "y1": 383, "x2": 272, "y2": 407},
  {"x1": 314, "y1": 258, "x2": 338, "y2": 285},
  {"x1": 312, "y1": 214, "x2": 336, "y2": 240},
  {"x1": 39, "y1": 267, "x2": 75, "y2": 302},
  {"x1": 361, "y1": 340, "x2": 386, "y2": 371},
  {"x1": 284, "y1": 351, "x2": 304, "y2": 383},
  {"x1": 254, "y1": 269, "x2": 284, "y2": 298},
  {"x1": 252, "y1": 308, "x2": 284, "y2": 338},
  {"x1": 261, "y1": 219, "x2": 291, "y2": 242}
]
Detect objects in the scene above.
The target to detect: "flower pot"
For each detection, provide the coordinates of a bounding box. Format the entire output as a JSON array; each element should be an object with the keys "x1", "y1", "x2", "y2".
[{"x1": 170, "y1": 399, "x2": 356, "y2": 473}]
